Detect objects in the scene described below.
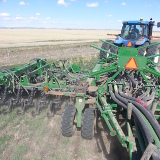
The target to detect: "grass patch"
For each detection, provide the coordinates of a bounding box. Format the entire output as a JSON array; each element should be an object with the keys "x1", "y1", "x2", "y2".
[
  {"x1": 61, "y1": 137, "x2": 70, "y2": 146},
  {"x1": 0, "y1": 135, "x2": 13, "y2": 153},
  {"x1": 0, "y1": 110, "x2": 17, "y2": 130},
  {"x1": 69, "y1": 54, "x2": 99, "y2": 70},
  {"x1": 12, "y1": 143, "x2": 28, "y2": 160}
]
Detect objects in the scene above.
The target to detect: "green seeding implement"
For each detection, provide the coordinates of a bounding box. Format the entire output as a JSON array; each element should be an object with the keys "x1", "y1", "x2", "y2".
[{"x1": 1, "y1": 28, "x2": 160, "y2": 160}]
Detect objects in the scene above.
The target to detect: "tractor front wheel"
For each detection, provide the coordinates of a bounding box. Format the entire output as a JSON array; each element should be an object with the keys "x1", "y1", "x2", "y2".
[{"x1": 61, "y1": 105, "x2": 76, "y2": 137}]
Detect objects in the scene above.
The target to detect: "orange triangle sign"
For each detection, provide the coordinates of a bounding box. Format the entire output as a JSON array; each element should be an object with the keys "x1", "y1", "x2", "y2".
[
  {"x1": 125, "y1": 58, "x2": 138, "y2": 70},
  {"x1": 127, "y1": 41, "x2": 132, "y2": 47}
]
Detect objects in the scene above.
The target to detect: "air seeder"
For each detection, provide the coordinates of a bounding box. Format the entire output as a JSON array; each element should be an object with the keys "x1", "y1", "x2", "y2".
[{"x1": 42, "y1": 39, "x2": 160, "y2": 159}]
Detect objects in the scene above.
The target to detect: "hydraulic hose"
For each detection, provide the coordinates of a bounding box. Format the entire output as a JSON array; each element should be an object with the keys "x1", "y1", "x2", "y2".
[
  {"x1": 118, "y1": 85, "x2": 160, "y2": 140},
  {"x1": 126, "y1": 73, "x2": 138, "y2": 87},
  {"x1": 142, "y1": 87, "x2": 155, "y2": 101},
  {"x1": 118, "y1": 85, "x2": 154, "y2": 116},
  {"x1": 143, "y1": 87, "x2": 156, "y2": 106},
  {"x1": 138, "y1": 87, "x2": 150, "y2": 99},
  {"x1": 109, "y1": 84, "x2": 160, "y2": 159},
  {"x1": 112, "y1": 85, "x2": 153, "y2": 145},
  {"x1": 118, "y1": 85, "x2": 150, "y2": 102}
]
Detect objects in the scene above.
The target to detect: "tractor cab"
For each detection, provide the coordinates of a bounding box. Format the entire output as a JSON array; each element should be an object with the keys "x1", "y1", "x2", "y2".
[
  {"x1": 121, "y1": 22, "x2": 148, "y2": 40},
  {"x1": 114, "y1": 19, "x2": 158, "y2": 47}
]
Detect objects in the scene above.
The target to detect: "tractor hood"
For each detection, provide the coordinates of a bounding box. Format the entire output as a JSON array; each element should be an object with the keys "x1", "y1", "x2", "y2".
[{"x1": 114, "y1": 36, "x2": 148, "y2": 47}]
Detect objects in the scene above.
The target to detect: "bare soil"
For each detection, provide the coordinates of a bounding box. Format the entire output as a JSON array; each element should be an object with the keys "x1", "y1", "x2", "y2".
[{"x1": 0, "y1": 106, "x2": 129, "y2": 160}]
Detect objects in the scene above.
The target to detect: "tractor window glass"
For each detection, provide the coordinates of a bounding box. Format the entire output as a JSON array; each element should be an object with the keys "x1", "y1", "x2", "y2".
[
  {"x1": 143, "y1": 25, "x2": 148, "y2": 37},
  {"x1": 121, "y1": 24, "x2": 130, "y2": 39},
  {"x1": 122, "y1": 24, "x2": 144, "y2": 40}
]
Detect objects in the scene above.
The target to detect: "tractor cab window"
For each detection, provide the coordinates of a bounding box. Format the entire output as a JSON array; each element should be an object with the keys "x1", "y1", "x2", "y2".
[{"x1": 121, "y1": 24, "x2": 148, "y2": 40}]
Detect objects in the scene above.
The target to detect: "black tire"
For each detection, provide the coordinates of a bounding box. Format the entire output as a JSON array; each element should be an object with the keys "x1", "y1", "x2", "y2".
[
  {"x1": 138, "y1": 42, "x2": 149, "y2": 56},
  {"x1": 81, "y1": 108, "x2": 95, "y2": 139},
  {"x1": 100, "y1": 40, "x2": 113, "y2": 59},
  {"x1": 147, "y1": 43, "x2": 160, "y2": 63},
  {"x1": 61, "y1": 105, "x2": 76, "y2": 137},
  {"x1": 110, "y1": 45, "x2": 118, "y2": 54},
  {"x1": 132, "y1": 138, "x2": 142, "y2": 160}
]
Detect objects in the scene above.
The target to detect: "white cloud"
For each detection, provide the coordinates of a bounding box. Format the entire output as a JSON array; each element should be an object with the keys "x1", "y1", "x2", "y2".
[
  {"x1": 0, "y1": 12, "x2": 10, "y2": 17},
  {"x1": 145, "y1": 4, "x2": 152, "y2": 7},
  {"x1": 46, "y1": 17, "x2": 51, "y2": 20},
  {"x1": 19, "y1": 1, "x2": 26, "y2": 5},
  {"x1": 3, "y1": 17, "x2": 10, "y2": 20},
  {"x1": 36, "y1": 13, "x2": 40, "y2": 16},
  {"x1": 107, "y1": 14, "x2": 112, "y2": 17},
  {"x1": 104, "y1": 0, "x2": 108, "y2": 2},
  {"x1": 30, "y1": 17, "x2": 35, "y2": 20},
  {"x1": 2, "y1": 0, "x2": 7, "y2": 2},
  {"x1": 121, "y1": 2, "x2": 126, "y2": 6},
  {"x1": 118, "y1": 20, "x2": 122, "y2": 22},
  {"x1": 86, "y1": 2, "x2": 98, "y2": 8},
  {"x1": 57, "y1": 0, "x2": 68, "y2": 7},
  {"x1": 16, "y1": 16, "x2": 22, "y2": 20},
  {"x1": 70, "y1": 0, "x2": 76, "y2": 1}
]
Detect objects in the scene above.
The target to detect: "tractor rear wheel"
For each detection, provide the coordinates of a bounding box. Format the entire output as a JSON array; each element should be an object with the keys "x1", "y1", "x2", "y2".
[
  {"x1": 61, "y1": 105, "x2": 76, "y2": 137},
  {"x1": 100, "y1": 40, "x2": 113, "y2": 59},
  {"x1": 147, "y1": 43, "x2": 160, "y2": 64},
  {"x1": 138, "y1": 42, "x2": 149, "y2": 56},
  {"x1": 81, "y1": 108, "x2": 96, "y2": 139},
  {"x1": 110, "y1": 45, "x2": 118, "y2": 54}
]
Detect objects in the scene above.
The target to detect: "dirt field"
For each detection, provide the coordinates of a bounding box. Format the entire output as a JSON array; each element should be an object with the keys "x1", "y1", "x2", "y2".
[
  {"x1": 0, "y1": 29, "x2": 160, "y2": 160},
  {"x1": 0, "y1": 105, "x2": 129, "y2": 160}
]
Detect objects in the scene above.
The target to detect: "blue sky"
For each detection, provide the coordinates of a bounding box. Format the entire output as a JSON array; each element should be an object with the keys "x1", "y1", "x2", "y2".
[{"x1": 0, "y1": 0, "x2": 160, "y2": 29}]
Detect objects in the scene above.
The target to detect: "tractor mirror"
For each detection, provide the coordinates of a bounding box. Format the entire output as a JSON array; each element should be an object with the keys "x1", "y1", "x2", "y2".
[{"x1": 157, "y1": 22, "x2": 160, "y2": 28}]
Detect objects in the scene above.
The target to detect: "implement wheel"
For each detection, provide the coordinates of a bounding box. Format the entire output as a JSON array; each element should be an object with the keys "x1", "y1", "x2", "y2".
[
  {"x1": 81, "y1": 108, "x2": 96, "y2": 139},
  {"x1": 100, "y1": 40, "x2": 113, "y2": 59},
  {"x1": 61, "y1": 105, "x2": 76, "y2": 137}
]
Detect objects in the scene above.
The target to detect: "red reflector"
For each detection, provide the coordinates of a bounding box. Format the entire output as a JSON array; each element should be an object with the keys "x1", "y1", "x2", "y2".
[
  {"x1": 116, "y1": 37, "x2": 119, "y2": 40},
  {"x1": 44, "y1": 86, "x2": 48, "y2": 92},
  {"x1": 125, "y1": 58, "x2": 138, "y2": 70},
  {"x1": 71, "y1": 93, "x2": 75, "y2": 97}
]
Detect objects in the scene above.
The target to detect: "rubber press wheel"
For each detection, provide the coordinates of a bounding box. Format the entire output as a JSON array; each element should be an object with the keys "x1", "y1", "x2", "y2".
[
  {"x1": 81, "y1": 108, "x2": 96, "y2": 139},
  {"x1": 100, "y1": 40, "x2": 113, "y2": 59},
  {"x1": 61, "y1": 105, "x2": 76, "y2": 137}
]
